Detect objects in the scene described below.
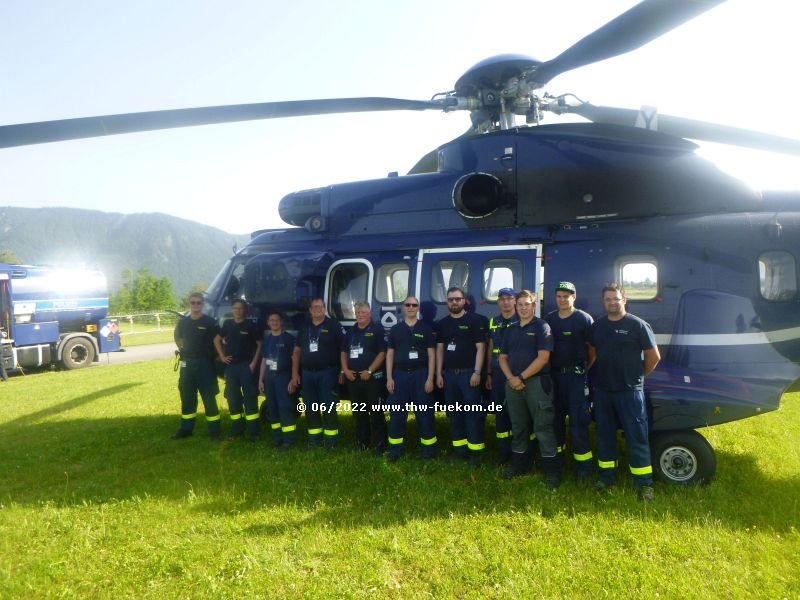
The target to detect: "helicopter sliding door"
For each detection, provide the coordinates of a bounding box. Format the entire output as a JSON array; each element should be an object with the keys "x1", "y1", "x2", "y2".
[{"x1": 415, "y1": 244, "x2": 542, "y2": 323}]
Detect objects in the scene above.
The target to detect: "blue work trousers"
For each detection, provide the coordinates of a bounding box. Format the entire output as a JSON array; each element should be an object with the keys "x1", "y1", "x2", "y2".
[
  {"x1": 490, "y1": 362, "x2": 512, "y2": 457},
  {"x1": 178, "y1": 356, "x2": 221, "y2": 436},
  {"x1": 224, "y1": 361, "x2": 260, "y2": 439},
  {"x1": 444, "y1": 370, "x2": 485, "y2": 458},
  {"x1": 595, "y1": 388, "x2": 653, "y2": 487},
  {"x1": 387, "y1": 368, "x2": 438, "y2": 458},
  {"x1": 301, "y1": 367, "x2": 340, "y2": 447},
  {"x1": 264, "y1": 371, "x2": 296, "y2": 446},
  {"x1": 552, "y1": 371, "x2": 593, "y2": 475}
]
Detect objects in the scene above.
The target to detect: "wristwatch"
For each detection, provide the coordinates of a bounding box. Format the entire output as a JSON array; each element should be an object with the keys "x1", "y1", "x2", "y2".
[{"x1": 367, "y1": 369, "x2": 372, "y2": 376}]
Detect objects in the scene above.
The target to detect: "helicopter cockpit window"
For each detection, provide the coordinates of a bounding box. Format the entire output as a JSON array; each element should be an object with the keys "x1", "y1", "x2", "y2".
[
  {"x1": 618, "y1": 257, "x2": 658, "y2": 300},
  {"x1": 483, "y1": 259, "x2": 522, "y2": 301},
  {"x1": 206, "y1": 257, "x2": 247, "y2": 303},
  {"x1": 328, "y1": 262, "x2": 370, "y2": 321},
  {"x1": 375, "y1": 263, "x2": 409, "y2": 303},
  {"x1": 431, "y1": 260, "x2": 469, "y2": 303},
  {"x1": 759, "y1": 251, "x2": 797, "y2": 301}
]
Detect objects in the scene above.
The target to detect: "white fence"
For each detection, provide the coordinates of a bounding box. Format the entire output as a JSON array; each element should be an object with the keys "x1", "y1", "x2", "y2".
[{"x1": 108, "y1": 311, "x2": 182, "y2": 336}]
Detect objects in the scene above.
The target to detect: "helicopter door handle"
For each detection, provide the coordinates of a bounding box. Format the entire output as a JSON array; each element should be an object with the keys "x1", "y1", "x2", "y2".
[{"x1": 497, "y1": 154, "x2": 514, "y2": 161}]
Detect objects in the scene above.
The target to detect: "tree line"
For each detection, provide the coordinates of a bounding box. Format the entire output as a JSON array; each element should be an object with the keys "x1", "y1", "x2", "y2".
[{"x1": 110, "y1": 268, "x2": 204, "y2": 314}]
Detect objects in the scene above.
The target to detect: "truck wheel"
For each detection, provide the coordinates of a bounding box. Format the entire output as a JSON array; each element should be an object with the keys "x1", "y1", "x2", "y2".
[
  {"x1": 61, "y1": 337, "x2": 96, "y2": 369},
  {"x1": 651, "y1": 430, "x2": 716, "y2": 485}
]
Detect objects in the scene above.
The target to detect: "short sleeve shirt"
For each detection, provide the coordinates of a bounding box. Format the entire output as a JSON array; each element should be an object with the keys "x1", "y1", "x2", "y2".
[
  {"x1": 489, "y1": 313, "x2": 520, "y2": 364},
  {"x1": 175, "y1": 314, "x2": 220, "y2": 359},
  {"x1": 262, "y1": 331, "x2": 295, "y2": 374},
  {"x1": 436, "y1": 312, "x2": 487, "y2": 370},
  {"x1": 590, "y1": 313, "x2": 657, "y2": 391},
  {"x1": 220, "y1": 318, "x2": 261, "y2": 363},
  {"x1": 544, "y1": 309, "x2": 594, "y2": 369},
  {"x1": 500, "y1": 317, "x2": 554, "y2": 375},
  {"x1": 296, "y1": 316, "x2": 345, "y2": 369},
  {"x1": 343, "y1": 321, "x2": 387, "y2": 371},
  {"x1": 388, "y1": 319, "x2": 435, "y2": 370}
]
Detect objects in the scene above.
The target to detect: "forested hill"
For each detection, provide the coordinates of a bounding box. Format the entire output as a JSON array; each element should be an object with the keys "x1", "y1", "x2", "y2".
[{"x1": 0, "y1": 206, "x2": 250, "y2": 296}]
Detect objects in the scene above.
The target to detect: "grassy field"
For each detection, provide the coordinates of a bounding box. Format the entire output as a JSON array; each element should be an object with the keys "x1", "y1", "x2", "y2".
[
  {"x1": 119, "y1": 329, "x2": 175, "y2": 347},
  {"x1": 0, "y1": 362, "x2": 798, "y2": 598}
]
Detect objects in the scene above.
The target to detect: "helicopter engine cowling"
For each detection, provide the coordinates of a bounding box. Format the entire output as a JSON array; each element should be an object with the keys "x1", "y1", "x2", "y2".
[
  {"x1": 452, "y1": 172, "x2": 505, "y2": 218},
  {"x1": 278, "y1": 188, "x2": 324, "y2": 227}
]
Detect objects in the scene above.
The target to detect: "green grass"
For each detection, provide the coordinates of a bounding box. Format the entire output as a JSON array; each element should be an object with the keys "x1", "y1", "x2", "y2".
[
  {"x1": 1, "y1": 363, "x2": 798, "y2": 598},
  {"x1": 120, "y1": 329, "x2": 175, "y2": 347}
]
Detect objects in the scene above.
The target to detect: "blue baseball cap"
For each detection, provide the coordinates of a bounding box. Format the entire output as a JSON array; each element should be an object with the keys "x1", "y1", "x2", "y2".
[{"x1": 497, "y1": 287, "x2": 516, "y2": 297}]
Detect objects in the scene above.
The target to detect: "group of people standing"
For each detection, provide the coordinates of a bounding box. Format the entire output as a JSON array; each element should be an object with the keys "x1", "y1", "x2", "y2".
[{"x1": 172, "y1": 280, "x2": 660, "y2": 501}]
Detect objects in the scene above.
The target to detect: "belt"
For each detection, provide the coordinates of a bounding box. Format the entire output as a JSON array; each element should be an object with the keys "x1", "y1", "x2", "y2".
[
  {"x1": 395, "y1": 365, "x2": 425, "y2": 372},
  {"x1": 557, "y1": 365, "x2": 586, "y2": 375},
  {"x1": 303, "y1": 366, "x2": 336, "y2": 372},
  {"x1": 445, "y1": 368, "x2": 478, "y2": 375}
]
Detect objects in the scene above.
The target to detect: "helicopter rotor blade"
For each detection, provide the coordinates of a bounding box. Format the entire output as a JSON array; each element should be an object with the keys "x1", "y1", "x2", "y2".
[
  {"x1": 0, "y1": 97, "x2": 441, "y2": 149},
  {"x1": 564, "y1": 103, "x2": 800, "y2": 156},
  {"x1": 530, "y1": 0, "x2": 725, "y2": 87}
]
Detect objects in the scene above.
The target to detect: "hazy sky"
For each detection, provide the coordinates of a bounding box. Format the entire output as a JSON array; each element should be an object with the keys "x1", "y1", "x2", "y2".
[{"x1": 2, "y1": 0, "x2": 799, "y2": 234}]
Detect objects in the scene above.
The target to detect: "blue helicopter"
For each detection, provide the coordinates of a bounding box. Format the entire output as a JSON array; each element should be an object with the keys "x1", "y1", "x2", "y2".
[{"x1": 2, "y1": 0, "x2": 799, "y2": 484}]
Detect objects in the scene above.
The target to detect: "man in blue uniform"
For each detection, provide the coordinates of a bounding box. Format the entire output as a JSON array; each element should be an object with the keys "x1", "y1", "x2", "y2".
[
  {"x1": 545, "y1": 282, "x2": 595, "y2": 480},
  {"x1": 499, "y1": 290, "x2": 561, "y2": 487},
  {"x1": 590, "y1": 282, "x2": 660, "y2": 501},
  {"x1": 436, "y1": 286, "x2": 487, "y2": 467},
  {"x1": 385, "y1": 296, "x2": 437, "y2": 461},
  {"x1": 171, "y1": 292, "x2": 222, "y2": 440},
  {"x1": 485, "y1": 287, "x2": 518, "y2": 464},
  {"x1": 341, "y1": 301, "x2": 388, "y2": 453},
  {"x1": 291, "y1": 297, "x2": 345, "y2": 449},
  {"x1": 259, "y1": 310, "x2": 297, "y2": 449},
  {"x1": 214, "y1": 299, "x2": 263, "y2": 441}
]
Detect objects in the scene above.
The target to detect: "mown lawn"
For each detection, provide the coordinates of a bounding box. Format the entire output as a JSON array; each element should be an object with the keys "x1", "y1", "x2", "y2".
[
  {"x1": 0, "y1": 362, "x2": 798, "y2": 598},
  {"x1": 120, "y1": 329, "x2": 175, "y2": 347}
]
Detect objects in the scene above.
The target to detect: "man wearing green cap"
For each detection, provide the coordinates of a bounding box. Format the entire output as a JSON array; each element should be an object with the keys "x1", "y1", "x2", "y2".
[{"x1": 545, "y1": 281, "x2": 595, "y2": 480}]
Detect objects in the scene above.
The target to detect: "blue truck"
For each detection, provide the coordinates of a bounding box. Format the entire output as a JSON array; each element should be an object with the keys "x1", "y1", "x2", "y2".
[{"x1": 0, "y1": 263, "x2": 120, "y2": 378}]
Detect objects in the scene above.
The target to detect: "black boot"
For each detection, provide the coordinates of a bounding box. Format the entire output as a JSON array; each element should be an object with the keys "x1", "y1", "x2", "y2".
[{"x1": 503, "y1": 451, "x2": 532, "y2": 479}]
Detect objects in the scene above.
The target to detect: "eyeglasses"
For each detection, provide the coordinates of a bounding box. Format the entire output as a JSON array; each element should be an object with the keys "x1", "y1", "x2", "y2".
[
  {"x1": 404, "y1": 303, "x2": 419, "y2": 307},
  {"x1": 446, "y1": 297, "x2": 465, "y2": 303},
  {"x1": 189, "y1": 300, "x2": 203, "y2": 305}
]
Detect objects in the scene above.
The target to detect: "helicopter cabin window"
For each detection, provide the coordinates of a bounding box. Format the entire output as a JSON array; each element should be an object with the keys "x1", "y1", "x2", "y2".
[
  {"x1": 483, "y1": 259, "x2": 522, "y2": 301},
  {"x1": 375, "y1": 263, "x2": 409, "y2": 303},
  {"x1": 431, "y1": 260, "x2": 469, "y2": 303},
  {"x1": 328, "y1": 261, "x2": 371, "y2": 322},
  {"x1": 617, "y1": 257, "x2": 658, "y2": 301},
  {"x1": 759, "y1": 251, "x2": 797, "y2": 301}
]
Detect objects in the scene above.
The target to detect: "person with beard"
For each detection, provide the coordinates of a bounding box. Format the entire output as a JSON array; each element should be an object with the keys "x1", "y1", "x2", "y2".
[
  {"x1": 435, "y1": 286, "x2": 487, "y2": 468},
  {"x1": 590, "y1": 283, "x2": 660, "y2": 501}
]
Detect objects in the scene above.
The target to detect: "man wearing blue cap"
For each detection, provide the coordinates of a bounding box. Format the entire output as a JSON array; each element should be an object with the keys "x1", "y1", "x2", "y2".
[
  {"x1": 545, "y1": 281, "x2": 595, "y2": 480},
  {"x1": 485, "y1": 287, "x2": 518, "y2": 464}
]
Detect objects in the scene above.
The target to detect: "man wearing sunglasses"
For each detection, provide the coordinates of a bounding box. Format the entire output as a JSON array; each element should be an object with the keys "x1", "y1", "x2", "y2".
[
  {"x1": 436, "y1": 286, "x2": 487, "y2": 467},
  {"x1": 171, "y1": 292, "x2": 222, "y2": 440},
  {"x1": 385, "y1": 296, "x2": 437, "y2": 461}
]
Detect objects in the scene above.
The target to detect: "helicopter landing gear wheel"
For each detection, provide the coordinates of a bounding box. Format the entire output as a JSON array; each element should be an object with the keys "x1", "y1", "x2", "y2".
[{"x1": 651, "y1": 430, "x2": 716, "y2": 485}]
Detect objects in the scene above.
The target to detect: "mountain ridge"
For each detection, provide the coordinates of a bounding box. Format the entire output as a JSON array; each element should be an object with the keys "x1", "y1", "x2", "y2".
[{"x1": 0, "y1": 206, "x2": 251, "y2": 297}]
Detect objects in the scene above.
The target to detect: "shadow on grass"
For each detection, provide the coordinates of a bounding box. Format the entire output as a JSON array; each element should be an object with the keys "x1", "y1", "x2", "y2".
[
  {"x1": 1, "y1": 409, "x2": 798, "y2": 535},
  {"x1": 4, "y1": 383, "x2": 143, "y2": 427}
]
